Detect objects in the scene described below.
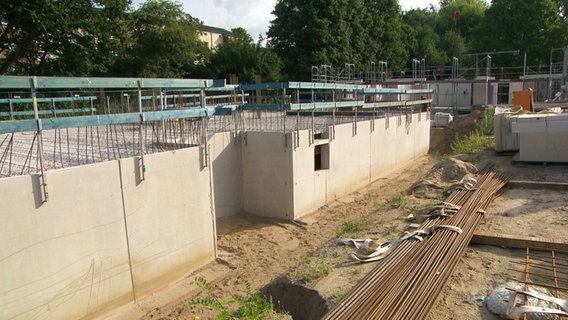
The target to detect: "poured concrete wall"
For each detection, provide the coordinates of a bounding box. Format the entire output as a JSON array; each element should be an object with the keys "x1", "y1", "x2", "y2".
[
  {"x1": 326, "y1": 121, "x2": 373, "y2": 199},
  {"x1": 290, "y1": 130, "x2": 329, "y2": 215},
  {"x1": 371, "y1": 112, "x2": 429, "y2": 182},
  {"x1": 0, "y1": 148, "x2": 215, "y2": 320},
  {"x1": 433, "y1": 83, "x2": 472, "y2": 108},
  {"x1": 211, "y1": 131, "x2": 243, "y2": 218},
  {"x1": 0, "y1": 162, "x2": 132, "y2": 320},
  {"x1": 1, "y1": 112, "x2": 431, "y2": 318},
  {"x1": 119, "y1": 148, "x2": 215, "y2": 297},
  {"x1": 241, "y1": 131, "x2": 293, "y2": 219},
  {"x1": 249, "y1": 112, "x2": 431, "y2": 220}
]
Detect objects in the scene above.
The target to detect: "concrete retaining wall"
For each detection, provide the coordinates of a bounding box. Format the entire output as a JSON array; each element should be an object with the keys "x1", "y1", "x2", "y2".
[
  {"x1": 1, "y1": 114, "x2": 430, "y2": 318},
  {"x1": 241, "y1": 131, "x2": 293, "y2": 219},
  {"x1": 0, "y1": 148, "x2": 215, "y2": 320},
  {"x1": 211, "y1": 131, "x2": 243, "y2": 218},
  {"x1": 242, "y1": 112, "x2": 430, "y2": 220}
]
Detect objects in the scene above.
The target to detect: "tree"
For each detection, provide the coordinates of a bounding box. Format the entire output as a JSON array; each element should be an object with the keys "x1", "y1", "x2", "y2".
[
  {"x1": 435, "y1": 0, "x2": 486, "y2": 65},
  {"x1": 403, "y1": 8, "x2": 446, "y2": 67},
  {"x1": 268, "y1": 0, "x2": 407, "y2": 80},
  {"x1": 0, "y1": 0, "x2": 130, "y2": 75},
  {"x1": 473, "y1": 0, "x2": 568, "y2": 66},
  {"x1": 364, "y1": 0, "x2": 409, "y2": 75},
  {"x1": 116, "y1": 0, "x2": 208, "y2": 78},
  {"x1": 208, "y1": 27, "x2": 282, "y2": 83},
  {"x1": 268, "y1": 0, "x2": 338, "y2": 80}
]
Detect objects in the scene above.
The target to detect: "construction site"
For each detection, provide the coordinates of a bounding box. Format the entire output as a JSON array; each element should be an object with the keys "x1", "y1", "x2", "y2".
[{"x1": 0, "y1": 71, "x2": 567, "y2": 320}]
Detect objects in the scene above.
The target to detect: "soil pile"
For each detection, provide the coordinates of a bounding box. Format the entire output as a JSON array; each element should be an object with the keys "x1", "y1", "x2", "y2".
[
  {"x1": 407, "y1": 157, "x2": 478, "y2": 199},
  {"x1": 429, "y1": 110, "x2": 483, "y2": 156}
]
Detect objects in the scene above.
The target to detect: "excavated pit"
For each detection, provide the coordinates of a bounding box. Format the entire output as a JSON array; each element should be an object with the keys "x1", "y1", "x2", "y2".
[{"x1": 262, "y1": 277, "x2": 329, "y2": 320}]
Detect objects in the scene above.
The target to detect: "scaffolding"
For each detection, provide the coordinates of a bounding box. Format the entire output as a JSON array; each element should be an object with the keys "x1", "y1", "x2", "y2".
[{"x1": 311, "y1": 61, "x2": 388, "y2": 84}]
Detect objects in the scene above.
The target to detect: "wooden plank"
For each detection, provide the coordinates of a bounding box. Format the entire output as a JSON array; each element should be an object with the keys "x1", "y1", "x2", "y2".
[{"x1": 471, "y1": 231, "x2": 568, "y2": 253}]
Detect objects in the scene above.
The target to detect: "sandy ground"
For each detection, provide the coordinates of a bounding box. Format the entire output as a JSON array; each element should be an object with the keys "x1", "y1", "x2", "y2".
[{"x1": 108, "y1": 112, "x2": 568, "y2": 320}]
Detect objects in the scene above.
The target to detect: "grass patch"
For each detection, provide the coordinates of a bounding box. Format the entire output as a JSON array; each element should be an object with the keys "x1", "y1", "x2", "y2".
[
  {"x1": 450, "y1": 107, "x2": 495, "y2": 154},
  {"x1": 336, "y1": 219, "x2": 364, "y2": 237},
  {"x1": 296, "y1": 256, "x2": 333, "y2": 284},
  {"x1": 390, "y1": 193, "x2": 405, "y2": 209},
  {"x1": 189, "y1": 277, "x2": 287, "y2": 320}
]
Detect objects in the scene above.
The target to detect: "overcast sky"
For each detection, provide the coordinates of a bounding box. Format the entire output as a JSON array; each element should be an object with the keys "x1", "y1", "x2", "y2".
[{"x1": 132, "y1": 0, "x2": 436, "y2": 41}]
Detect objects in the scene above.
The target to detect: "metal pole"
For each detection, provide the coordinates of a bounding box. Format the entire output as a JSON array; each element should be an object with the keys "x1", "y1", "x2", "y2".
[
  {"x1": 562, "y1": 47, "x2": 568, "y2": 99},
  {"x1": 137, "y1": 82, "x2": 146, "y2": 181},
  {"x1": 523, "y1": 52, "x2": 527, "y2": 88},
  {"x1": 31, "y1": 77, "x2": 49, "y2": 202},
  {"x1": 486, "y1": 55, "x2": 491, "y2": 105}
]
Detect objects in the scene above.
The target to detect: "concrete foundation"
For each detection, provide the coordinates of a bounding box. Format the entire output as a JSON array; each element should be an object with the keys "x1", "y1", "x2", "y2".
[
  {"x1": 241, "y1": 112, "x2": 430, "y2": 220},
  {"x1": 0, "y1": 148, "x2": 215, "y2": 320},
  {"x1": 1, "y1": 111, "x2": 430, "y2": 318}
]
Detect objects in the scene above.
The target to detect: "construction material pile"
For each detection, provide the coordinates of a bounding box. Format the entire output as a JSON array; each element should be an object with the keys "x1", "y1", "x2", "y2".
[{"x1": 323, "y1": 165, "x2": 513, "y2": 320}]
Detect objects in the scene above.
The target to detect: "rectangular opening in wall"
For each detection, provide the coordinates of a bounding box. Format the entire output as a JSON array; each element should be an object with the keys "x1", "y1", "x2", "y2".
[
  {"x1": 314, "y1": 131, "x2": 329, "y2": 140},
  {"x1": 315, "y1": 143, "x2": 329, "y2": 171},
  {"x1": 497, "y1": 83, "x2": 510, "y2": 104}
]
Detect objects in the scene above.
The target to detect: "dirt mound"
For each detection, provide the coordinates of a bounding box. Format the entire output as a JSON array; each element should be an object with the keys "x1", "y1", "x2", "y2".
[
  {"x1": 407, "y1": 157, "x2": 478, "y2": 198},
  {"x1": 430, "y1": 110, "x2": 484, "y2": 156}
]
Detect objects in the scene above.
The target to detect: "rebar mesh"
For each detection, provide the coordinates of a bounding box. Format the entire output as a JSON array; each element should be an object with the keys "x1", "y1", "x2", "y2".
[
  {"x1": 0, "y1": 119, "x2": 204, "y2": 178},
  {"x1": 0, "y1": 107, "x2": 424, "y2": 178}
]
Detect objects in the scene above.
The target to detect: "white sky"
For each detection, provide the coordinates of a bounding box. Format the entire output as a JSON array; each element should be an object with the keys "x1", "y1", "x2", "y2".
[{"x1": 132, "y1": 0, "x2": 436, "y2": 41}]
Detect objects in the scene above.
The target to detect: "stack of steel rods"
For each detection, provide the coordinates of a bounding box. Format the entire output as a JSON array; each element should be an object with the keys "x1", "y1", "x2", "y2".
[{"x1": 323, "y1": 168, "x2": 512, "y2": 320}]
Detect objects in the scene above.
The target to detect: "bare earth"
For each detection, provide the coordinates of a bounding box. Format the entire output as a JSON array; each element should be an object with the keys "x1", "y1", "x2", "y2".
[{"x1": 108, "y1": 113, "x2": 568, "y2": 320}]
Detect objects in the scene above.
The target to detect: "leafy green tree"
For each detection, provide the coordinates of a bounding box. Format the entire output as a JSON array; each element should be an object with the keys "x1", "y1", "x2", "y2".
[
  {"x1": 208, "y1": 27, "x2": 282, "y2": 83},
  {"x1": 0, "y1": 0, "x2": 130, "y2": 75},
  {"x1": 436, "y1": 0, "x2": 486, "y2": 64},
  {"x1": 473, "y1": 0, "x2": 568, "y2": 66},
  {"x1": 403, "y1": 8, "x2": 445, "y2": 66},
  {"x1": 268, "y1": 0, "x2": 337, "y2": 80},
  {"x1": 116, "y1": 0, "x2": 208, "y2": 78},
  {"x1": 268, "y1": 0, "x2": 407, "y2": 80},
  {"x1": 364, "y1": 0, "x2": 408, "y2": 75}
]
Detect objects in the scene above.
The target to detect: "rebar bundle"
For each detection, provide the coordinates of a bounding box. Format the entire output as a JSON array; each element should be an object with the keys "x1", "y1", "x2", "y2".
[{"x1": 324, "y1": 167, "x2": 513, "y2": 320}]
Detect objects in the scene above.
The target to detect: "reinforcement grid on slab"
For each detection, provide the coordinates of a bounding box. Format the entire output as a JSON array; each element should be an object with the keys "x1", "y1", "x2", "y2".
[
  {"x1": 0, "y1": 109, "x2": 420, "y2": 178},
  {"x1": 512, "y1": 248, "x2": 568, "y2": 305}
]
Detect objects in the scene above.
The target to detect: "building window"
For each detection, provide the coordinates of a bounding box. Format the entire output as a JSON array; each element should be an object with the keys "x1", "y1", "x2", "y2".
[{"x1": 315, "y1": 144, "x2": 329, "y2": 171}]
